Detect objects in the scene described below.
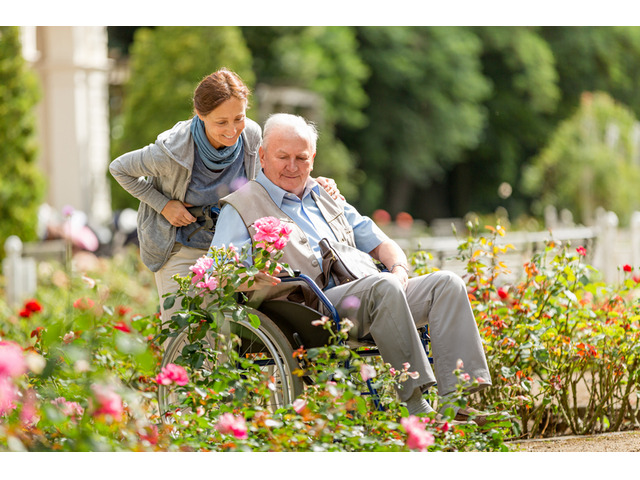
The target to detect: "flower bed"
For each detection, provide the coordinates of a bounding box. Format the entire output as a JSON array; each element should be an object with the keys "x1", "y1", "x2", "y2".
[
  {"x1": 428, "y1": 223, "x2": 640, "y2": 438},
  {"x1": 2, "y1": 221, "x2": 638, "y2": 451}
]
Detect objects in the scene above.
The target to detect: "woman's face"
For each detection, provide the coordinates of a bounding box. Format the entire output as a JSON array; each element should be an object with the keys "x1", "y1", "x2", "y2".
[{"x1": 198, "y1": 97, "x2": 247, "y2": 149}]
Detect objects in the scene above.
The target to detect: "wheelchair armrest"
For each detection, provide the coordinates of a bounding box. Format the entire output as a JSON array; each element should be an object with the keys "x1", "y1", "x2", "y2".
[{"x1": 279, "y1": 271, "x2": 342, "y2": 330}]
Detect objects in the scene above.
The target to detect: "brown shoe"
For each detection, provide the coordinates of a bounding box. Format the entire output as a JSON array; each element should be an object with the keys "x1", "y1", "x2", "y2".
[
  {"x1": 433, "y1": 413, "x2": 469, "y2": 427},
  {"x1": 454, "y1": 407, "x2": 489, "y2": 427}
]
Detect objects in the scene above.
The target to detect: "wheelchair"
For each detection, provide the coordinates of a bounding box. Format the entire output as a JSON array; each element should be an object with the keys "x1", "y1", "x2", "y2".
[{"x1": 157, "y1": 271, "x2": 431, "y2": 418}]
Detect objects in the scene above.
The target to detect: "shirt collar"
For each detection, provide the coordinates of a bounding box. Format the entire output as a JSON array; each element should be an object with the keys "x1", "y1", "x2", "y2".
[{"x1": 255, "y1": 170, "x2": 320, "y2": 207}]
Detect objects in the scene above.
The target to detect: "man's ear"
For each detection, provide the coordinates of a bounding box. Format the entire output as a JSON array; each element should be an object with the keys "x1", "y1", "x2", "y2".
[
  {"x1": 310, "y1": 152, "x2": 316, "y2": 171},
  {"x1": 258, "y1": 146, "x2": 266, "y2": 168}
]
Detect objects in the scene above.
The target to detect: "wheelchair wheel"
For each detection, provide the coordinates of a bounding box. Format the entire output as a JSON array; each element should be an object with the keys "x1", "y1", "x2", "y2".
[{"x1": 158, "y1": 308, "x2": 304, "y2": 420}]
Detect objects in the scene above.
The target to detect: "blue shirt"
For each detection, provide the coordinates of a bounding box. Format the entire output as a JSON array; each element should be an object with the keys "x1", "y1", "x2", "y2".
[{"x1": 211, "y1": 170, "x2": 388, "y2": 273}]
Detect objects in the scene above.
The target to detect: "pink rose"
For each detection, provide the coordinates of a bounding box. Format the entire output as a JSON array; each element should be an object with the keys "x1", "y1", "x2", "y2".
[
  {"x1": 155, "y1": 363, "x2": 189, "y2": 386},
  {"x1": 20, "y1": 389, "x2": 39, "y2": 425},
  {"x1": 279, "y1": 222, "x2": 292, "y2": 238},
  {"x1": 215, "y1": 412, "x2": 248, "y2": 439},
  {"x1": 190, "y1": 255, "x2": 215, "y2": 284},
  {"x1": 52, "y1": 397, "x2": 85, "y2": 420},
  {"x1": 292, "y1": 398, "x2": 307, "y2": 414},
  {"x1": 0, "y1": 341, "x2": 27, "y2": 379},
  {"x1": 0, "y1": 377, "x2": 18, "y2": 415},
  {"x1": 360, "y1": 363, "x2": 377, "y2": 382},
  {"x1": 273, "y1": 237, "x2": 288, "y2": 251},
  {"x1": 252, "y1": 217, "x2": 291, "y2": 251},
  {"x1": 253, "y1": 217, "x2": 283, "y2": 244},
  {"x1": 401, "y1": 415, "x2": 435, "y2": 452},
  {"x1": 341, "y1": 295, "x2": 361, "y2": 310},
  {"x1": 227, "y1": 245, "x2": 240, "y2": 263},
  {"x1": 91, "y1": 384, "x2": 124, "y2": 420},
  {"x1": 195, "y1": 274, "x2": 218, "y2": 292}
]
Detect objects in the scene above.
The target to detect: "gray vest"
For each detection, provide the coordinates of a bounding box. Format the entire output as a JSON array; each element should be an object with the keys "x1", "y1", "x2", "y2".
[{"x1": 221, "y1": 179, "x2": 355, "y2": 291}]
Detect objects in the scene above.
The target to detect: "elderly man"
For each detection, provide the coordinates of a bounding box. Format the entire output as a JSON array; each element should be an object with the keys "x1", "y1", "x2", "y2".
[{"x1": 211, "y1": 113, "x2": 491, "y2": 421}]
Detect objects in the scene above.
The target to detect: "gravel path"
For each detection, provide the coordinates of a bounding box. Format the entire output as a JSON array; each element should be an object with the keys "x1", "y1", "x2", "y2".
[{"x1": 510, "y1": 430, "x2": 640, "y2": 452}]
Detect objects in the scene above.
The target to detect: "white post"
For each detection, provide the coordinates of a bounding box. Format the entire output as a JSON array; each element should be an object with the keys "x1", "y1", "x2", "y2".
[
  {"x1": 25, "y1": 26, "x2": 112, "y2": 226},
  {"x1": 593, "y1": 211, "x2": 619, "y2": 284},
  {"x1": 631, "y1": 211, "x2": 640, "y2": 269},
  {"x1": 3, "y1": 236, "x2": 37, "y2": 307}
]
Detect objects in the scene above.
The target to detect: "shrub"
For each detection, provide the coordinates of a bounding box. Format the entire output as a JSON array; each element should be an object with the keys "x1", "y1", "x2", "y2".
[
  {"x1": 0, "y1": 26, "x2": 45, "y2": 258},
  {"x1": 443, "y1": 220, "x2": 640, "y2": 438}
]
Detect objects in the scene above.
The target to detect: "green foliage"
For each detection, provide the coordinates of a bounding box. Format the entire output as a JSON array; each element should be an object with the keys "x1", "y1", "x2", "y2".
[
  {"x1": 541, "y1": 27, "x2": 640, "y2": 121},
  {"x1": 450, "y1": 27, "x2": 561, "y2": 219},
  {"x1": 154, "y1": 242, "x2": 510, "y2": 452},
  {"x1": 0, "y1": 242, "x2": 510, "y2": 452},
  {"x1": 9, "y1": 221, "x2": 640, "y2": 448},
  {"x1": 0, "y1": 246, "x2": 162, "y2": 451},
  {"x1": 343, "y1": 26, "x2": 491, "y2": 215},
  {"x1": 110, "y1": 26, "x2": 254, "y2": 210},
  {"x1": 242, "y1": 26, "x2": 369, "y2": 201},
  {"x1": 425, "y1": 221, "x2": 640, "y2": 438},
  {"x1": 0, "y1": 26, "x2": 45, "y2": 255},
  {"x1": 522, "y1": 91, "x2": 640, "y2": 225}
]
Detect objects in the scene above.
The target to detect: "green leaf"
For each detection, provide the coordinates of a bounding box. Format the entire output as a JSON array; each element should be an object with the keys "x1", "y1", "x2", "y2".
[
  {"x1": 533, "y1": 348, "x2": 550, "y2": 363},
  {"x1": 248, "y1": 313, "x2": 261, "y2": 329},
  {"x1": 115, "y1": 332, "x2": 147, "y2": 355},
  {"x1": 501, "y1": 366, "x2": 516, "y2": 378},
  {"x1": 163, "y1": 295, "x2": 176, "y2": 310},
  {"x1": 564, "y1": 289, "x2": 578, "y2": 304}
]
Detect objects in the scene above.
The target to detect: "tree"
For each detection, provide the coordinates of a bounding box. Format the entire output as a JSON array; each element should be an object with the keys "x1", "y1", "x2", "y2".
[
  {"x1": 110, "y1": 26, "x2": 254, "y2": 210},
  {"x1": 447, "y1": 27, "x2": 561, "y2": 221},
  {"x1": 541, "y1": 27, "x2": 640, "y2": 121},
  {"x1": 0, "y1": 26, "x2": 44, "y2": 255},
  {"x1": 340, "y1": 26, "x2": 491, "y2": 217},
  {"x1": 241, "y1": 26, "x2": 369, "y2": 200},
  {"x1": 522, "y1": 91, "x2": 640, "y2": 226}
]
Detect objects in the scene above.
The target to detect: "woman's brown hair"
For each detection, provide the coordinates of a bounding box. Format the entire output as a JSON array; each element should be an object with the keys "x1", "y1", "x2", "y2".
[{"x1": 193, "y1": 68, "x2": 250, "y2": 116}]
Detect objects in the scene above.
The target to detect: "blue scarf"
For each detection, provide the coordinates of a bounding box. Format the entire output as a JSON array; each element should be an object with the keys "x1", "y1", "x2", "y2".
[{"x1": 190, "y1": 116, "x2": 243, "y2": 170}]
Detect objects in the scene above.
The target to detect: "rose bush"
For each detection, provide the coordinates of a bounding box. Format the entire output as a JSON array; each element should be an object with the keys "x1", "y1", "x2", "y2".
[
  {"x1": 414, "y1": 220, "x2": 640, "y2": 438},
  {"x1": 11, "y1": 213, "x2": 639, "y2": 450}
]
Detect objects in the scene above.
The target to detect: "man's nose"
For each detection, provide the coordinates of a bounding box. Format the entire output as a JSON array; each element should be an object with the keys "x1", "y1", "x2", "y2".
[{"x1": 284, "y1": 158, "x2": 297, "y2": 170}]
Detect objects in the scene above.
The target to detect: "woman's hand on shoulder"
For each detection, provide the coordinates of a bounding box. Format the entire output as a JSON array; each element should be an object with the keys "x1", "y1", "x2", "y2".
[
  {"x1": 317, "y1": 176, "x2": 345, "y2": 202},
  {"x1": 161, "y1": 200, "x2": 197, "y2": 227}
]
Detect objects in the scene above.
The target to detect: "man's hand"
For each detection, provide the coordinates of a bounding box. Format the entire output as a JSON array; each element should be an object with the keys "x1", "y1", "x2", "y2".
[
  {"x1": 390, "y1": 263, "x2": 409, "y2": 289},
  {"x1": 370, "y1": 239, "x2": 410, "y2": 290},
  {"x1": 161, "y1": 200, "x2": 196, "y2": 227},
  {"x1": 237, "y1": 263, "x2": 283, "y2": 291}
]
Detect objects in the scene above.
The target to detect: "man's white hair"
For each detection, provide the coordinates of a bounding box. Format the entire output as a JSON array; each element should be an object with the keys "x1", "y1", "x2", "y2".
[{"x1": 262, "y1": 113, "x2": 318, "y2": 152}]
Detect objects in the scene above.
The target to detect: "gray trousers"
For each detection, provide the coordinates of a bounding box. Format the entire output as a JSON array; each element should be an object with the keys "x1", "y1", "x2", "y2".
[{"x1": 324, "y1": 270, "x2": 491, "y2": 401}]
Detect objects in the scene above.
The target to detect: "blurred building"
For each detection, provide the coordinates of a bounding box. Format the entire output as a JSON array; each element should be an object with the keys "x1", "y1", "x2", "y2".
[{"x1": 20, "y1": 26, "x2": 112, "y2": 226}]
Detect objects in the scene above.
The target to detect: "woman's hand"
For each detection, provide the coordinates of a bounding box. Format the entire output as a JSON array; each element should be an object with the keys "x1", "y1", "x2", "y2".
[
  {"x1": 161, "y1": 200, "x2": 197, "y2": 227},
  {"x1": 317, "y1": 176, "x2": 344, "y2": 202}
]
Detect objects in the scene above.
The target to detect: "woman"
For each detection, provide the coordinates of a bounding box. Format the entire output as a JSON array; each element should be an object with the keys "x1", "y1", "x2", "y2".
[{"x1": 110, "y1": 68, "x2": 339, "y2": 324}]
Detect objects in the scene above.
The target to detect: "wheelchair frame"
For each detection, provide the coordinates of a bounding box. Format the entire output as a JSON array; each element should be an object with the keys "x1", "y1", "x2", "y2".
[{"x1": 158, "y1": 271, "x2": 432, "y2": 416}]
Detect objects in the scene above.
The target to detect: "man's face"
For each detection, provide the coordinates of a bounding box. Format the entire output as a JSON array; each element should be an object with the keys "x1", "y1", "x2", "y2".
[{"x1": 259, "y1": 128, "x2": 315, "y2": 198}]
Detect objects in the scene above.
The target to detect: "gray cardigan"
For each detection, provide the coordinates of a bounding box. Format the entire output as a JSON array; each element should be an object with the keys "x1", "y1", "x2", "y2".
[{"x1": 109, "y1": 117, "x2": 261, "y2": 272}]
